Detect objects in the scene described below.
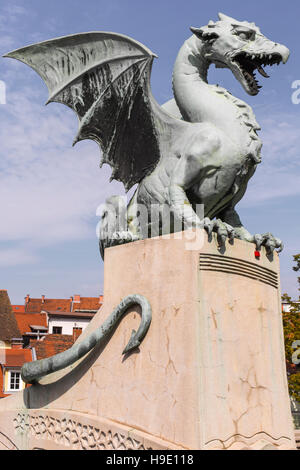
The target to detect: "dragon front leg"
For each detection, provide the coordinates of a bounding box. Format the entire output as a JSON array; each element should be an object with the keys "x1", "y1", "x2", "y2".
[
  {"x1": 168, "y1": 181, "x2": 236, "y2": 249},
  {"x1": 169, "y1": 156, "x2": 236, "y2": 249}
]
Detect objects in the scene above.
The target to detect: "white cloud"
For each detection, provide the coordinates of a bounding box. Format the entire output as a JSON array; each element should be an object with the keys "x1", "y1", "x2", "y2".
[
  {"x1": 0, "y1": 83, "x2": 127, "y2": 264},
  {"x1": 240, "y1": 111, "x2": 300, "y2": 207},
  {"x1": 0, "y1": 246, "x2": 39, "y2": 267},
  {"x1": 0, "y1": 3, "x2": 28, "y2": 27},
  {"x1": 0, "y1": 3, "x2": 32, "y2": 54}
]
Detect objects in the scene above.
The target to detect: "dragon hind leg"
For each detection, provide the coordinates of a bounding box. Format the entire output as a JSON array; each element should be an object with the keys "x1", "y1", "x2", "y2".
[{"x1": 99, "y1": 195, "x2": 139, "y2": 259}]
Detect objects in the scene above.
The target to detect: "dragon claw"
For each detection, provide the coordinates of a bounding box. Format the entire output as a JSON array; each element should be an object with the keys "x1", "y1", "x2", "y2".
[
  {"x1": 253, "y1": 234, "x2": 264, "y2": 251},
  {"x1": 111, "y1": 231, "x2": 139, "y2": 245},
  {"x1": 201, "y1": 219, "x2": 282, "y2": 255},
  {"x1": 253, "y1": 233, "x2": 283, "y2": 255},
  {"x1": 202, "y1": 218, "x2": 236, "y2": 249},
  {"x1": 276, "y1": 239, "x2": 284, "y2": 253},
  {"x1": 203, "y1": 217, "x2": 214, "y2": 236}
]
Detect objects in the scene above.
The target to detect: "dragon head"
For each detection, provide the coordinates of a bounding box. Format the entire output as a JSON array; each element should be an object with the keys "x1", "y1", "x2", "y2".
[{"x1": 191, "y1": 13, "x2": 290, "y2": 96}]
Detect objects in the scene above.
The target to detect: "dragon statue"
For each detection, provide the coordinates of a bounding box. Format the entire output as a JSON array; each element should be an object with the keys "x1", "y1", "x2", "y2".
[
  {"x1": 3, "y1": 13, "x2": 290, "y2": 383},
  {"x1": 5, "y1": 12, "x2": 289, "y2": 258}
]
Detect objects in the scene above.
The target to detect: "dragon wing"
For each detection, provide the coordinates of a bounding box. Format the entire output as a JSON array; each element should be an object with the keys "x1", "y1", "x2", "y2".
[{"x1": 5, "y1": 32, "x2": 166, "y2": 190}]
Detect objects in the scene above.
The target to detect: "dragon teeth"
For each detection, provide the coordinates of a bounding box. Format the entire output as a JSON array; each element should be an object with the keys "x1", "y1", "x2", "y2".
[{"x1": 257, "y1": 65, "x2": 270, "y2": 78}]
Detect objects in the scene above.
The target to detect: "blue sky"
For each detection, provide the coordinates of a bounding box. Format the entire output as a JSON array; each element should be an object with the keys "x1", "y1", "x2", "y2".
[{"x1": 0, "y1": 0, "x2": 299, "y2": 303}]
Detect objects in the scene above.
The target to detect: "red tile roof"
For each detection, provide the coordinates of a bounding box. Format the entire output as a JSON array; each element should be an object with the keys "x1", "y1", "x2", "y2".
[
  {"x1": 26, "y1": 298, "x2": 72, "y2": 313},
  {"x1": 30, "y1": 335, "x2": 74, "y2": 360},
  {"x1": 11, "y1": 305, "x2": 25, "y2": 313},
  {"x1": 14, "y1": 312, "x2": 48, "y2": 336},
  {"x1": 2, "y1": 348, "x2": 32, "y2": 367},
  {"x1": 23, "y1": 295, "x2": 103, "y2": 314},
  {"x1": 73, "y1": 297, "x2": 102, "y2": 311}
]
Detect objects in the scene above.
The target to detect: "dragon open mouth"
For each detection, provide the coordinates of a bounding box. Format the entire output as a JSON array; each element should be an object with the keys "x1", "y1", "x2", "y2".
[{"x1": 232, "y1": 52, "x2": 282, "y2": 94}]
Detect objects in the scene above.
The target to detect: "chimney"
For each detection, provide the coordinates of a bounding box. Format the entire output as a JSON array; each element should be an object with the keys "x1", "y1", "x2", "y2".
[
  {"x1": 99, "y1": 295, "x2": 103, "y2": 304},
  {"x1": 73, "y1": 295, "x2": 80, "y2": 303},
  {"x1": 25, "y1": 294, "x2": 30, "y2": 305},
  {"x1": 41, "y1": 295, "x2": 45, "y2": 304},
  {"x1": 11, "y1": 338, "x2": 23, "y2": 350}
]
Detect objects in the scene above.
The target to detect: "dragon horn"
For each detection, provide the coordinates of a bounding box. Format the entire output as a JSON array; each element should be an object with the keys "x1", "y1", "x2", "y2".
[
  {"x1": 190, "y1": 27, "x2": 203, "y2": 37},
  {"x1": 218, "y1": 12, "x2": 237, "y2": 23}
]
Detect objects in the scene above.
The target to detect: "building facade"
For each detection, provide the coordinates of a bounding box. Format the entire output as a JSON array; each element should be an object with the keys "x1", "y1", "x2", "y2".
[
  {"x1": 1, "y1": 292, "x2": 103, "y2": 397},
  {"x1": 0, "y1": 290, "x2": 32, "y2": 398}
]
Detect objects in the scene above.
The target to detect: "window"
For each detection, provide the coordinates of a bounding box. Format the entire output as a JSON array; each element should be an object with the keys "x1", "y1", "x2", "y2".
[
  {"x1": 7, "y1": 370, "x2": 22, "y2": 391},
  {"x1": 73, "y1": 327, "x2": 82, "y2": 341},
  {"x1": 52, "y1": 326, "x2": 62, "y2": 334}
]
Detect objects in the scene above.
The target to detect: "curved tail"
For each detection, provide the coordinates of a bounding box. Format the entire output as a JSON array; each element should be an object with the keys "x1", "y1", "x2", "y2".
[{"x1": 22, "y1": 294, "x2": 152, "y2": 384}]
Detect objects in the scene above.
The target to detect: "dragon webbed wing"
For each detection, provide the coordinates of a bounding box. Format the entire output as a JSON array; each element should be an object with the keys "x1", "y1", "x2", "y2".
[{"x1": 5, "y1": 32, "x2": 162, "y2": 190}]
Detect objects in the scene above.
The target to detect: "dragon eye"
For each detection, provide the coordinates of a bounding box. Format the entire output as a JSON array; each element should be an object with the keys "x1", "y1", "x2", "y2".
[{"x1": 236, "y1": 30, "x2": 255, "y2": 41}]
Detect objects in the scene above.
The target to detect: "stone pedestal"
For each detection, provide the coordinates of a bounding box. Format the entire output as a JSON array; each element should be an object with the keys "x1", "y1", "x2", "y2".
[{"x1": 0, "y1": 230, "x2": 296, "y2": 450}]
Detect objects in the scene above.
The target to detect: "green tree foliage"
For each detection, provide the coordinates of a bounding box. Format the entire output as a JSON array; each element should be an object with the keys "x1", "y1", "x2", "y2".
[{"x1": 282, "y1": 254, "x2": 300, "y2": 401}]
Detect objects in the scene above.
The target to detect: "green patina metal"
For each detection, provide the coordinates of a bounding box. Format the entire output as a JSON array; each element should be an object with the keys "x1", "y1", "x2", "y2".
[{"x1": 21, "y1": 294, "x2": 152, "y2": 384}]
